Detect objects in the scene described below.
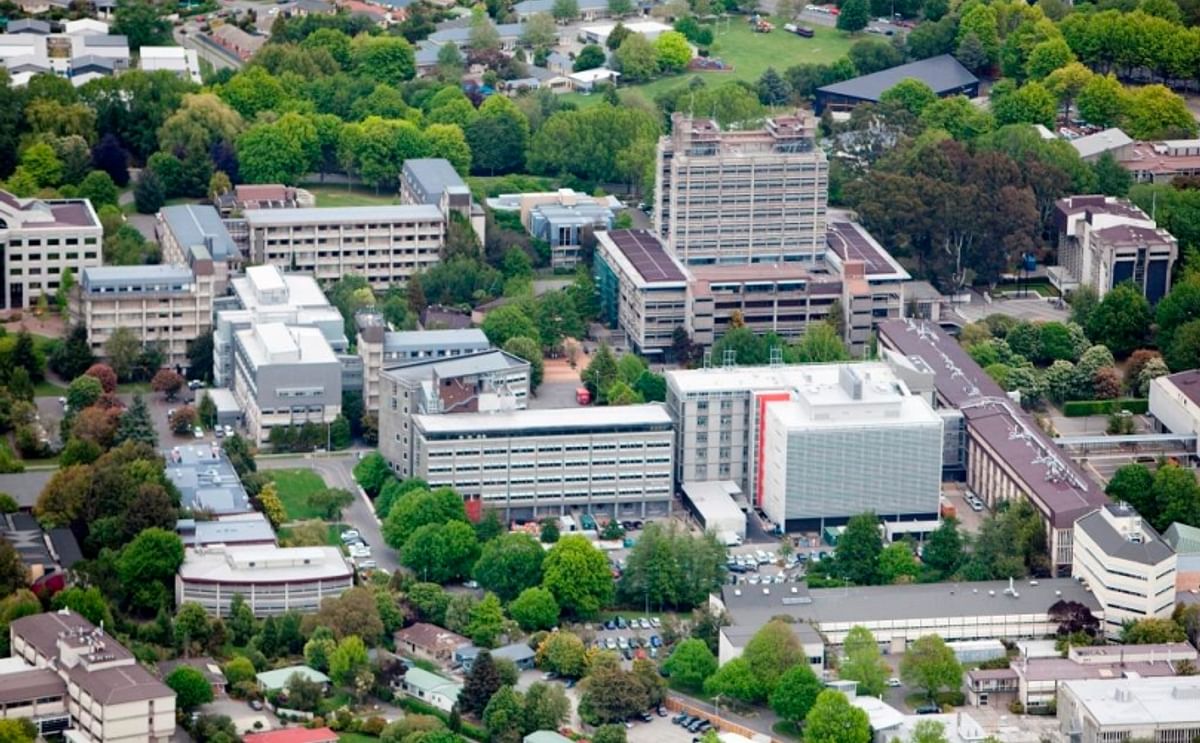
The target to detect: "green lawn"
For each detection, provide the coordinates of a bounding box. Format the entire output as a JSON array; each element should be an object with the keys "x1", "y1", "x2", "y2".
[
  {"x1": 304, "y1": 184, "x2": 402, "y2": 208},
  {"x1": 276, "y1": 521, "x2": 348, "y2": 547},
  {"x1": 614, "y1": 20, "x2": 856, "y2": 106},
  {"x1": 35, "y1": 379, "x2": 66, "y2": 397},
  {"x1": 266, "y1": 468, "x2": 329, "y2": 521},
  {"x1": 337, "y1": 734, "x2": 380, "y2": 743}
]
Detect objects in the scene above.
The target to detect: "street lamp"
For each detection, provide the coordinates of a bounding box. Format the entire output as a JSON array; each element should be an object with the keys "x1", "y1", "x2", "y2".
[{"x1": 712, "y1": 693, "x2": 723, "y2": 718}]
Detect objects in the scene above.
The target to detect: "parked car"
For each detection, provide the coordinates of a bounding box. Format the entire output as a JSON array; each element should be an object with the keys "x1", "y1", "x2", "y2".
[
  {"x1": 340, "y1": 530, "x2": 360, "y2": 543},
  {"x1": 224, "y1": 424, "x2": 234, "y2": 437},
  {"x1": 639, "y1": 712, "x2": 653, "y2": 722},
  {"x1": 192, "y1": 426, "x2": 204, "y2": 439},
  {"x1": 249, "y1": 700, "x2": 264, "y2": 711},
  {"x1": 657, "y1": 706, "x2": 668, "y2": 717},
  {"x1": 188, "y1": 380, "x2": 204, "y2": 390},
  {"x1": 605, "y1": 637, "x2": 617, "y2": 650},
  {"x1": 887, "y1": 677, "x2": 902, "y2": 687},
  {"x1": 915, "y1": 705, "x2": 940, "y2": 715}
]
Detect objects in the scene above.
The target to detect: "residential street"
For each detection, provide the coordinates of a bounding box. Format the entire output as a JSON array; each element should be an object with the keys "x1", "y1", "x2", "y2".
[{"x1": 257, "y1": 452, "x2": 400, "y2": 573}]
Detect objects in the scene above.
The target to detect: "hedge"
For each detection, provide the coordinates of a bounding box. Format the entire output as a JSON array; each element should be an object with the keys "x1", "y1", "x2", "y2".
[
  {"x1": 397, "y1": 697, "x2": 487, "y2": 741},
  {"x1": 1062, "y1": 398, "x2": 1149, "y2": 417}
]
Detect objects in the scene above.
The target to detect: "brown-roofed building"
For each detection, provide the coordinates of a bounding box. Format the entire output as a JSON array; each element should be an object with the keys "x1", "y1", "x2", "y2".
[
  {"x1": 1051, "y1": 195, "x2": 1178, "y2": 303},
  {"x1": 214, "y1": 185, "x2": 313, "y2": 217},
  {"x1": 209, "y1": 23, "x2": 266, "y2": 60},
  {"x1": 0, "y1": 664, "x2": 70, "y2": 736},
  {"x1": 0, "y1": 189, "x2": 102, "y2": 311},
  {"x1": 8, "y1": 610, "x2": 175, "y2": 741},
  {"x1": 1149, "y1": 369, "x2": 1200, "y2": 440},
  {"x1": 394, "y1": 623, "x2": 468, "y2": 665},
  {"x1": 1119, "y1": 139, "x2": 1200, "y2": 184},
  {"x1": 420, "y1": 304, "x2": 473, "y2": 330}
]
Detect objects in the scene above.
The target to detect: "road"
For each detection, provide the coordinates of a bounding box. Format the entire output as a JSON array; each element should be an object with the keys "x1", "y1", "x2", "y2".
[{"x1": 257, "y1": 452, "x2": 401, "y2": 573}]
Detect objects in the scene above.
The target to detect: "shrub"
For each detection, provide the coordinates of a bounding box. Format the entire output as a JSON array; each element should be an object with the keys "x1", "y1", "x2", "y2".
[{"x1": 1061, "y1": 399, "x2": 1148, "y2": 416}]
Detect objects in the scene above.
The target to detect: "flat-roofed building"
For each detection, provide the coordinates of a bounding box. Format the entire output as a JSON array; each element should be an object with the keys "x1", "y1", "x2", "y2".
[
  {"x1": 399, "y1": 158, "x2": 484, "y2": 244},
  {"x1": 1073, "y1": 502, "x2": 1177, "y2": 638},
  {"x1": 165, "y1": 444, "x2": 255, "y2": 516},
  {"x1": 655, "y1": 113, "x2": 828, "y2": 266},
  {"x1": 1120, "y1": 139, "x2": 1200, "y2": 184},
  {"x1": 1149, "y1": 369, "x2": 1200, "y2": 442},
  {"x1": 177, "y1": 512, "x2": 276, "y2": 548},
  {"x1": 878, "y1": 319, "x2": 1108, "y2": 575},
  {"x1": 231, "y1": 323, "x2": 343, "y2": 445},
  {"x1": 594, "y1": 229, "x2": 689, "y2": 356},
  {"x1": 0, "y1": 190, "x2": 102, "y2": 310},
  {"x1": 72, "y1": 264, "x2": 215, "y2": 369},
  {"x1": 213, "y1": 265, "x2": 354, "y2": 390},
  {"x1": 138, "y1": 46, "x2": 200, "y2": 83},
  {"x1": 1070, "y1": 128, "x2": 1134, "y2": 163},
  {"x1": 176, "y1": 545, "x2": 354, "y2": 616},
  {"x1": 760, "y1": 363, "x2": 943, "y2": 532},
  {"x1": 1057, "y1": 676, "x2": 1200, "y2": 743},
  {"x1": 157, "y1": 204, "x2": 240, "y2": 294},
  {"x1": 244, "y1": 205, "x2": 445, "y2": 291},
  {"x1": 355, "y1": 313, "x2": 491, "y2": 412},
  {"x1": 410, "y1": 405, "x2": 673, "y2": 520},
  {"x1": 9, "y1": 610, "x2": 175, "y2": 742},
  {"x1": 0, "y1": 664, "x2": 70, "y2": 736},
  {"x1": 814, "y1": 54, "x2": 978, "y2": 114},
  {"x1": 714, "y1": 577, "x2": 1102, "y2": 659},
  {"x1": 1051, "y1": 195, "x2": 1178, "y2": 303},
  {"x1": 378, "y1": 350, "x2": 531, "y2": 477},
  {"x1": 488, "y1": 189, "x2": 618, "y2": 269}
]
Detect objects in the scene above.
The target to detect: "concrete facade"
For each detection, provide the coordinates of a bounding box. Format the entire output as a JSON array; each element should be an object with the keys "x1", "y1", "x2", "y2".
[
  {"x1": 176, "y1": 545, "x2": 354, "y2": 616},
  {"x1": 0, "y1": 190, "x2": 102, "y2": 311}
]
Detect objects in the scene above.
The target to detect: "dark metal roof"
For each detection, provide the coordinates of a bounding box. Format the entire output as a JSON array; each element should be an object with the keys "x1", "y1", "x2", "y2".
[
  {"x1": 1076, "y1": 505, "x2": 1174, "y2": 566},
  {"x1": 1164, "y1": 370, "x2": 1200, "y2": 408},
  {"x1": 817, "y1": 54, "x2": 977, "y2": 102},
  {"x1": 606, "y1": 229, "x2": 686, "y2": 283}
]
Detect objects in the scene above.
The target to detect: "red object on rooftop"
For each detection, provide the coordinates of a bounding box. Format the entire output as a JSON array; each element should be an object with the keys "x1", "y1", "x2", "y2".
[
  {"x1": 576, "y1": 388, "x2": 592, "y2": 405},
  {"x1": 242, "y1": 728, "x2": 339, "y2": 743}
]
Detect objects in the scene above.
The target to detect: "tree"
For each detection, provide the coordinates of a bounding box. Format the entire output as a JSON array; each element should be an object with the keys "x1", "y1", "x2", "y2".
[
  {"x1": 66, "y1": 374, "x2": 103, "y2": 412},
  {"x1": 703, "y1": 658, "x2": 760, "y2": 703},
  {"x1": 314, "y1": 587, "x2": 385, "y2": 643},
  {"x1": 466, "y1": 95, "x2": 529, "y2": 175},
  {"x1": 354, "y1": 452, "x2": 394, "y2": 497},
  {"x1": 329, "y1": 635, "x2": 370, "y2": 686},
  {"x1": 835, "y1": 512, "x2": 883, "y2": 585},
  {"x1": 1077, "y1": 74, "x2": 1126, "y2": 128},
  {"x1": 504, "y1": 337, "x2": 544, "y2": 390},
  {"x1": 552, "y1": 0, "x2": 579, "y2": 20},
  {"x1": 483, "y1": 304, "x2": 540, "y2": 348},
  {"x1": 525, "y1": 681, "x2": 570, "y2": 732},
  {"x1": 840, "y1": 626, "x2": 890, "y2": 697},
  {"x1": 352, "y1": 34, "x2": 416, "y2": 82},
  {"x1": 118, "y1": 528, "x2": 185, "y2": 613},
  {"x1": 1121, "y1": 617, "x2": 1187, "y2": 644},
  {"x1": 614, "y1": 34, "x2": 658, "y2": 83},
  {"x1": 78, "y1": 171, "x2": 119, "y2": 209},
  {"x1": 401, "y1": 521, "x2": 480, "y2": 583},
  {"x1": 880, "y1": 79, "x2": 937, "y2": 116},
  {"x1": 223, "y1": 656, "x2": 256, "y2": 689},
  {"x1": 992, "y1": 81, "x2": 1057, "y2": 128},
  {"x1": 541, "y1": 534, "x2": 613, "y2": 618},
  {"x1": 743, "y1": 620, "x2": 804, "y2": 698},
  {"x1": 166, "y1": 666, "x2": 213, "y2": 711},
  {"x1": 384, "y1": 487, "x2": 469, "y2": 548},
  {"x1": 171, "y1": 406, "x2": 198, "y2": 436},
  {"x1": 1086, "y1": 283, "x2": 1151, "y2": 358},
  {"x1": 175, "y1": 602, "x2": 212, "y2": 653},
  {"x1": 473, "y1": 532, "x2": 545, "y2": 602},
  {"x1": 104, "y1": 327, "x2": 142, "y2": 382},
  {"x1": 663, "y1": 638, "x2": 718, "y2": 691},
  {"x1": 535, "y1": 290, "x2": 583, "y2": 350},
  {"x1": 878, "y1": 542, "x2": 920, "y2": 584},
  {"x1": 770, "y1": 663, "x2": 823, "y2": 725},
  {"x1": 536, "y1": 631, "x2": 587, "y2": 677},
  {"x1": 113, "y1": 0, "x2": 170, "y2": 48},
  {"x1": 848, "y1": 39, "x2": 904, "y2": 76},
  {"x1": 758, "y1": 67, "x2": 792, "y2": 106},
  {"x1": 461, "y1": 650, "x2": 503, "y2": 716},
  {"x1": 1166, "y1": 319, "x2": 1200, "y2": 373},
  {"x1": 573, "y1": 44, "x2": 607, "y2": 73},
  {"x1": 1026, "y1": 37, "x2": 1074, "y2": 80},
  {"x1": 582, "y1": 343, "x2": 619, "y2": 403},
  {"x1": 922, "y1": 518, "x2": 964, "y2": 578},
  {"x1": 151, "y1": 368, "x2": 185, "y2": 401},
  {"x1": 0, "y1": 540, "x2": 26, "y2": 597},
  {"x1": 483, "y1": 685, "x2": 526, "y2": 743},
  {"x1": 836, "y1": 0, "x2": 870, "y2": 32},
  {"x1": 522, "y1": 12, "x2": 559, "y2": 49},
  {"x1": 803, "y1": 689, "x2": 871, "y2": 743},
  {"x1": 1149, "y1": 464, "x2": 1200, "y2": 533},
  {"x1": 509, "y1": 586, "x2": 559, "y2": 631},
  {"x1": 309, "y1": 488, "x2": 354, "y2": 521},
  {"x1": 1124, "y1": 85, "x2": 1197, "y2": 140},
  {"x1": 900, "y1": 635, "x2": 962, "y2": 701},
  {"x1": 91, "y1": 133, "x2": 130, "y2": 187},
  {"x1": 655, "y1": 31, "x2": 691, "y2": 72}
]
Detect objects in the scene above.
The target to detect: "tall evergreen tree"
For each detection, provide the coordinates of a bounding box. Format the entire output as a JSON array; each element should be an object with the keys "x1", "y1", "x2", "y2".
[
  {"x1": 461, "y1": 650, "x2": 503, "y2": 715},
  {"x1": 114, "y1": 394, "x2": 158, "y2": 447}
]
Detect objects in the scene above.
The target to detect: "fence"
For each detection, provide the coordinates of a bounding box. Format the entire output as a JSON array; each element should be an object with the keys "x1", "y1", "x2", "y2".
[{"x1": 663, "y1": 695, "x2": 781, "y2": 743}]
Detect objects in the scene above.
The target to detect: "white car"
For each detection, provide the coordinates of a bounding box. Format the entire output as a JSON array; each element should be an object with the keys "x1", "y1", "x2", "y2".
[
  {"x1": 349, "y1": 546, "x2": 371, "y2": 558},
  {"x1": 617, "y1": 637, "x2": 628, "y2": 649},
  {"x1": 887, "y1": 678, "x2": 902, "y2": 687},
  {"x1": 340, "y1": 529, "x2": 361, "y2": 543},
  {"x1": 649, "y1": 617, "x2": 661, "y2": 628},
  {"x1": 192, "y1": 426, "x2": 204, "y2": 439},
  {"x1": 224, "y1": 424, "x2": 234, "y2": 437}
]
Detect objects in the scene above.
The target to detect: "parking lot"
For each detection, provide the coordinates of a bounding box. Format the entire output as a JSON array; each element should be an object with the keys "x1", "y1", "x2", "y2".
[
  {"x1": 628, "y1": 715, "x2": 697, "y2": 743},
  {"x1": 587, "y1": 615, "x2": 669, "y2": 663}
]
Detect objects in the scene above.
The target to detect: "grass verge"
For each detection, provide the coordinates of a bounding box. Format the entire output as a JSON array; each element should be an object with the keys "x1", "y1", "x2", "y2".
[
  {"x1": 267, "y1": 468, "x2": 330, "y2": 521},
  {"x1": 304, "y1": 184, "x2": 402, "y2": 207}
]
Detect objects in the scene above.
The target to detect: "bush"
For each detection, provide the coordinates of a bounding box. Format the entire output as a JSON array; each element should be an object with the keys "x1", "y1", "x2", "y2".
[
  {"x1": 1061, "y1": 398, "x2": 1148, "y2": 416},
  {"x1": 397, "y1": 697, "x2": 487, "y2": 741}
]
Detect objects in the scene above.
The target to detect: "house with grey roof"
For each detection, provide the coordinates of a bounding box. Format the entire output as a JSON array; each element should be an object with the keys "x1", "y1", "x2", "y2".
[
  {"x1": 429, "y1": 20, "x2": 524, "y2": 51},
  {"x1": 815, "y1": 54, "x2": 978, "y2": 114},
  {"x1": 397, "y1": 668, "x2": 461, "y2": 712},
  {"x1": 455, "y1": 643, "x2": 535, "y2": 672},
  {"x1": 513, "y1": 0, "x2": 610, "y2": 19}
]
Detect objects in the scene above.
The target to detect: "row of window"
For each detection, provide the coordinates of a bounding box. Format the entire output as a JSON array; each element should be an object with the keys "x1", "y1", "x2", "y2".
[{"x1": 6, "y1": 237, "x2": 98, "y2": 249}]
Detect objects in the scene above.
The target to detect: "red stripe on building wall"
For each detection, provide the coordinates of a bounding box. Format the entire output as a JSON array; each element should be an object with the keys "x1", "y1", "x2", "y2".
[{"x1": 755, "y1": 392, "x2": 792, "y2": 508}]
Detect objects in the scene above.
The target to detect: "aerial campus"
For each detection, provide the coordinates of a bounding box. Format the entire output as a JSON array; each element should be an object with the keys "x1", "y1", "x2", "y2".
[{"x1": 3, "y1": 0, "x2": 1200, "y2": 742}]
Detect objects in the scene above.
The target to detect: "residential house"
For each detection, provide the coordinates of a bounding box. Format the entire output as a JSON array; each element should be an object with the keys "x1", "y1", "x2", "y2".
[
  {"x1": 397, "y1": 668, "x2": 461, "y2": 712},
  {"x1": 393, "y1": 623, "x2": 468, "y2": 665}
]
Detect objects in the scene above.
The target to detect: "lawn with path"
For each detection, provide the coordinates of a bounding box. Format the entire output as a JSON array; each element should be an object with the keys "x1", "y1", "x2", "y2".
[{"x1": 266, "y1": 468, "x2": 330, "y2": 521}]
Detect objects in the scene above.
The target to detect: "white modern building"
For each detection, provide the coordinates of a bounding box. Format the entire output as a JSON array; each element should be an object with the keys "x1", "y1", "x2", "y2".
[
  {"x1": 8, "y1": 610, "x2": 176, "y2": 742},
  {"x1": 680, "y1": 481, "x2": 746, "y2": 544},
  {"x1": 1149, "y1": 369, "x2": 1200, "y2": 441},
  {"x1": 138, "y1": 46, "x2": 201, "y2": 83},
  {"x1": 231, "y1": 323, "x2": 343, "y2": 445},
  {"x1": 0, "y1": 190, "x2": 102, "y2": 311},
  {"x1": 244, "y1": 205, "x2": 446, "y2": 291},
  {"x1": 409, "y1": 405, "x2": 674, "y2": 520},
  {"x1": 175, "y1": 545, "x2": 354, "y2": 616},
  {"x1": 72, "y1": 263, "x2": 215, "y2": 369},
  {"x1": 1072, "y1": 502, "x2": 1177, "y2": 638},
  {"x1": 759, "y1": 364, "x2": 943, "y2": 531},
  {"x1": 1057, "y1": 676, "x2": 1200, "y2": 743}
]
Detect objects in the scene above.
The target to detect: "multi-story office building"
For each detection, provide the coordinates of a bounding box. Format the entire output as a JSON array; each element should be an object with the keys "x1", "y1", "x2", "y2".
[
  {"x1": 666, "y1": 362, "x2": 940, "y2": 530},
  {"x1": 1072, "y1": 502, "x2": 1177, "y2": 638},
  {"x1": 654, "y1": 112, "x2": 828, "y2": 266},
  {"x1": 231, "y1": 322, "x2": 343, "y2": 445},
  {"x1": 759, "y1": 364, "x2": 943, "y2": 531},
  {"x1": 213, "y1": 265, "x2": 358, "y2": 392},
  {"x1": 244, "y1": 205, "x2": 445, "y2": 291},
  {"x1": 488, "y1": 189, "x2": 618, "y2": 269},
  {"x1": 8, "y1": 611, "x2": 175, "y2": 742},
  {"x1": 72, "y1": 263, "x2": 215, "y2": 369},
  {"x1": 0, "y1": 190, "x2": 101, "y2": 310},
  {"x1": 1051, "y1": 195, "x2": 1178, "y2": 303},
  {"x1": 879, "y1": 319, "x2": 1109, "y2": 575},
  {"x1": 594, "y1": 229, "x2": 690, "y2": 356},
  {"x1": 175, "y1": 545, "x2": 354, "y2": 616},
  {"x1": 399, "y1": 158, "x2": 485, "y2": 244},
  {"x1": 409, "y1": 405, "x2": 674, "y2": 520},
  {"x1": 157, "y1": 204, "x2": 240, "y2": 294},
  {"x1": 595, "y1": 223, "x2": 908, "y2": 358},
  {"x1": 1057, "y1": 676, "x2": 1200, "y2": 743},
  {"x1": 355, "y1": 311, "x2": 491, "y2": 412},
  {"x1": 378, "y1": 350, "x2": 531, "y2": 477}
]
